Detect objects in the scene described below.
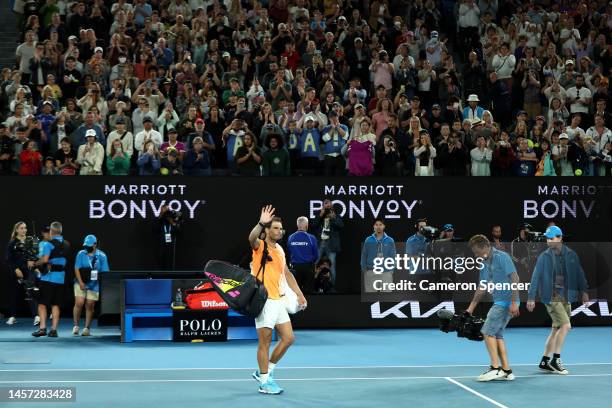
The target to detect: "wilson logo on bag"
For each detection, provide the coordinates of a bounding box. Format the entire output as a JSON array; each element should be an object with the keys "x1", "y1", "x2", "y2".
[{"x1": 185, "y1": 282, "x2": 229, "y2": 310}]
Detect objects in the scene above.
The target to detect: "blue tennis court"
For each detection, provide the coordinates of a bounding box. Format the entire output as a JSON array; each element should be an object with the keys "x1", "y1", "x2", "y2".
[{"x1": 1, "y1": 322, "x2": 611, "y2": 407}]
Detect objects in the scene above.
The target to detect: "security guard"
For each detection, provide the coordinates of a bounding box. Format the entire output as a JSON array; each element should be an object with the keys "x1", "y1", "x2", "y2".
[
  {"x1": 73, "y1": 235, "x2": 109, "y2": 336},
  {"x1": 32, "y1": 222, "x2": 70, "y2": 338}
]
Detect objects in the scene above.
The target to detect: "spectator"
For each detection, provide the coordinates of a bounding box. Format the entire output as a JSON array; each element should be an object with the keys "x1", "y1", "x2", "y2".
[
  {"x1": 74, "y1": 111, "x2": 105, "y2": 147},
  {"x1": 463, "y1": 94, "x2": 485, "y2": 121},
  {"x1": 183, "y1": 136, "x2": 211, "y2": 176},
  {"x1": 19, "y1": 140, "x2": 42, "y2": 175},
  {"x1": 41, "y1": 156, "x2": 58, "y2": 175},
  {"x1": 413, "y1": 131, "x2": 437, "y2": 176},
  {"x1": 106, "y1": 139, "x2": 131, "y2": 176},
  {"x1": 262, "y1": 133, "x2": 290, "y2": 176},
  {"x1": 471, "y1": 135, "x2": 493, "y2": 176},
  {"x1": 54, "y1": 137, "x2": 78, "y2": 176},
  {"x1": 346, "y1": 120, "x2": 375, "y2": 176},
  {"x1": 160, "y1": 148, "x2": 183, "y2": 176},
  {"x1": 76, "y1": 129, "x2": 104, "y2": 175},
  {"x1": 134, "y1": 116, "x2": 162, "y2": 155},
  {"x1": 235, "y1": 133, "x2": 262, "y2": 176},
  {"x1": 136, "y1": 139, "x2": 160, "y2": 175}
]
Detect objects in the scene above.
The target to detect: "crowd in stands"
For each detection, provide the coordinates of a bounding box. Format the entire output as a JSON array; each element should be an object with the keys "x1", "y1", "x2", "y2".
[{"x1": 2, "y1": 0, "x2": 612, "y2": 176}]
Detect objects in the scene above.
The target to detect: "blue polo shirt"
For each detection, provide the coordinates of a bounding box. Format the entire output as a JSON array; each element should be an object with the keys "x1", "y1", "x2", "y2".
[
  {"x1": 39, "y1": 236, "x2": 67, "y2": 285},
  {"x1": 405, "y1": 234, "x2": 428, "y2": 274},
  {"x1": 287, "y1": 231, "x2": 319, "y2": 264},
  {"x1": 361, "y1": 233, "x2": 396, "y2": 273},
  {"x1": 75, "y1": 249, "x2": 110, "y2": 292},
  {"x1": 479, "y1": 247, "x2": 519, "y2": 307}
]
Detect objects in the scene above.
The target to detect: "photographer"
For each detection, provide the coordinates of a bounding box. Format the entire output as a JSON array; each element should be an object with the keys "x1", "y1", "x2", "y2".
[
  {"x1": 32, "y1": 222, "x2": 69, "y2": 338},
  {"x1": 73, "y1": 235, "x2": 109, "y2": 337},
  {"x1": 311, "y1": 199, "x2": 343, "y2": 284},
  {"x1": 466, "y1": 235, "x2": 520, "y2": 382},
  {"x1": 5, "y1": 222, "x2": 39, "y2": 326},
  {"x1": 156, "y1": 205, "x2": 181, "y2": 270},
  {"x1": 314, "y1": 257, "x2": 335, "y2": 294},
  {"x1": 510, "y1": 223, "x2": 532, "y2": 275}
]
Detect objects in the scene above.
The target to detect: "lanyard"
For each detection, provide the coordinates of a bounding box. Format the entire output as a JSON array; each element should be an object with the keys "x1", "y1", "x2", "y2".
[
  {"x1": 88, "y1": 251, "x2": 97, "y2": 270},
  {"x1": 163, "y1": 224, "x2": 171, "y2": 235}
]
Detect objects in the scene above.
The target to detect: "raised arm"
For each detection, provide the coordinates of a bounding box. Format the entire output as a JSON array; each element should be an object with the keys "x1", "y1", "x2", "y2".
[{"x1": 248, "y1": 205, "x2": 275, "y2": 250}]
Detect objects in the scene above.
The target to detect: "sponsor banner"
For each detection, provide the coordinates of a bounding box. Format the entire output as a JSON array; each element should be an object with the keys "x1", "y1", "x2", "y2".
[
  {"x1": 2, "y1": 177, "x2": 612, "y2": 327},
  {"x1": 172, "y1": 309, "x2": 228, "y2": 342},
  {"x1": 291, "y1": 296, "x2": 612, "y2": 329}
]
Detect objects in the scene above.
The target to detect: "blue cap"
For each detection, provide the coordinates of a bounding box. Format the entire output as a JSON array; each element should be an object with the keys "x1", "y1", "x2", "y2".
[
  {"x1": 544, "y1": 226, "x2": 563, "y2": 239},
  {"x1": 83, "y1": 235, "x2": 97, "y2": 246},
  {"x1": 443, "y1": 224, "x2": 454, "y2": 231}
]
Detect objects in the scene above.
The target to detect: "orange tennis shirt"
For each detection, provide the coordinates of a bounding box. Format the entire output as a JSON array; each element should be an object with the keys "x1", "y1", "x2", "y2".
[{"x1": 251, "y1": 239, "x2": 285, "y2": 300}]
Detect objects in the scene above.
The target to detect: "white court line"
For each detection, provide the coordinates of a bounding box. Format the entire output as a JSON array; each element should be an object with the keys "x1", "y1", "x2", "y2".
[
  {"x1": 0, "y1": 363, "x2": 611, "y2": 372},
  {"x1": 445, "y1": 377, "x2": 509, "y2": 408},
  {"x1": 0, "y1": 373, "x2": 610, "y2": 384}
]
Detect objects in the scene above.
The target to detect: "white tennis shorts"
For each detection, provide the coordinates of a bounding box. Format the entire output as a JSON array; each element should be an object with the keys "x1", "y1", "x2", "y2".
[{"x1": 255, "y1": 298, "x2": 290, "y2": 329}]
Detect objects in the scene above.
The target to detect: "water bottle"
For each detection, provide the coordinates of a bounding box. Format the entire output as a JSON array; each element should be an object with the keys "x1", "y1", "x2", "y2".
[{"x1": 175, "y1": 288, "x2": 183, "y2": 304}]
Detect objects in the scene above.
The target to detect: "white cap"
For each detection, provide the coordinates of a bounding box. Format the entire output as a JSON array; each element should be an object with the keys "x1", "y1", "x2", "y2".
[
  {"x1": 559, "y1": 133, "x2": 569, "y2": 139},
  {"x1": 86, "y1": 129, "x2": 97, "y2": 138},
  {"x1": 565, "y1": 59, "x2": 574, "y2": 65},
  {"x1": 94, "y1": 46, "x2": 103, "y2": 53}
]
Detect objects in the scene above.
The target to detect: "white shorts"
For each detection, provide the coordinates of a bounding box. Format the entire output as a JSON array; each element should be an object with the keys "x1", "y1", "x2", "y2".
[{"x1": 255, "y1": 298, "x2": 290, "y2": 329}]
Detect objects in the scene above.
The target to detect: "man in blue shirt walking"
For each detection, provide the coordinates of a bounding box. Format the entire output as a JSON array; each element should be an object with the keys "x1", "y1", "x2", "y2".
[
  {"x1": 361, "y1": 219, "x2": 396, "y2": 293},
  {"x1": 32, "y1": 222, "x2": 70, "y2": 338},
  {"x1": 73, "y1": 235, "x2": 110, "y2": 337},
  {"x1": 527, "y1": 225, "x2": 589, "y2": 375},
  {"x1": 467, "y1": 235, "x2": 520, "y2": 382},
  {"x1": 287, "y1": 217, "x2": 319, "y2": 294}
]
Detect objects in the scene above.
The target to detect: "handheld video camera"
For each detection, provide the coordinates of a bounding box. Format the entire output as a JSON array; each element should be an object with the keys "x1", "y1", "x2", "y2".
[
  {"x1": 438, "y1": 309, "x2": 484, "y2": 342},
  {"x1": 14, "y1": 235, "x2": 40, "y2": 261},
  {"x1": 420, "y1": 226, "x2": 439, "y2": 242}
]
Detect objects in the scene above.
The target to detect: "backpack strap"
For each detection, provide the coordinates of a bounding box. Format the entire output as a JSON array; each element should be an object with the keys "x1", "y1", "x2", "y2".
[{"x1": 255, "y1": 240, "x2": 268, "y2": 285}]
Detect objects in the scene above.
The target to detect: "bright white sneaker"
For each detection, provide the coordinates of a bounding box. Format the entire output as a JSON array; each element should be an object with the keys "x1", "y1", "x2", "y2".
[
  {"x1": 6, "y1": 317, "x2": 17, "y2": 325},
  {"x1": 477, "y1": 366, "x2": 505, "y2": 382},
  {"x1": 72, "y1": 326, "x2": 80, "y2": 335},
  {"x1": 33, "y1": 316, "x2": 40, "y2": 326},
  {"x1": 81, "y1": 328, "x2": 90, "y2": 337},
  {"x1": 494, "y1": 369, "x2": 515, "y2": 381}
]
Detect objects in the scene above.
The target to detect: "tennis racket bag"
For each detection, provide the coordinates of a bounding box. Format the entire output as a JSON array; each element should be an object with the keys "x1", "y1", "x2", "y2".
[
  {"x1": 203, "y1": 260, "x2": 268, "y2": 318},
  {"x1": 184, "y1": 282, "x2": 229, "y2": 310}
]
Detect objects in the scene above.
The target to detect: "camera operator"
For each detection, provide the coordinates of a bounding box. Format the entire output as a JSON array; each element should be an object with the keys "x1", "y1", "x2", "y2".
[
  {"x1": 314, "y1": 257, "x2": 335, "y2": 294},
  {"x1": 511, "y1": 223, "x2": 535, "y2": 275},
  {"x1": 466, "y1": 235, "x2": 520, "y2": 382},
  {"x1": 311, "y1": 199, "x2": 343, "y2": 285},
  {"x1": 433, "y1": 224, "x2": 459, "y2": 283},
  {"x1": 491, "y1": 225, "x2": 507, "y2": 251},
  {"x1": 5, "y1": 222, "x2": 39, "y2": 326},
  {"x1": 32, "y1": 222, "x2": 70, "y2": 338},
  {"x1": 72, "y1": 235, "x2": 109, "y2": 337},
  {"x1": 287, "y1": 217, "x2": 319, "y2": 294},
  {"x1": 156, "y1": 205, "x2": 182, "y2": 270},
  {"x1": 405, "y1": 218, "x2": 430, "y2": 275}
]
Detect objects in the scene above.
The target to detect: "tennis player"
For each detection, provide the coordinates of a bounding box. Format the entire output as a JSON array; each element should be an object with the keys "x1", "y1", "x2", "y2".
[{"x1": 249, "y1": 205, "x2": 307, "y2": 394}]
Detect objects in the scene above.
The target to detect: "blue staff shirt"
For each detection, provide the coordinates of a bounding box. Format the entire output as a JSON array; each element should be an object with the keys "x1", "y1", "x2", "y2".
[
  {"x1": 74, "y1": 249, "x2": 110, "y2": 292},
  {"x1": 479, "y1": 247, "x2": 518, "y2": 307},
  {"x1": 39, "y1": 236, "x2": 67, "y2": 285},
  {"x1": 287, "y1": 231, "x2": 319, "y2": 264}
]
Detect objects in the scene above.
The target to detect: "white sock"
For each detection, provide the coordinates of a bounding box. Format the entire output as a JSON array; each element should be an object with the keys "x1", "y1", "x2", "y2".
[
  {"x1": 260, "y1": 372, "x2": 269, "y2": 384},
  {"x1": 268, "y1": 362, "x2": 276, "y2": 373}
]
